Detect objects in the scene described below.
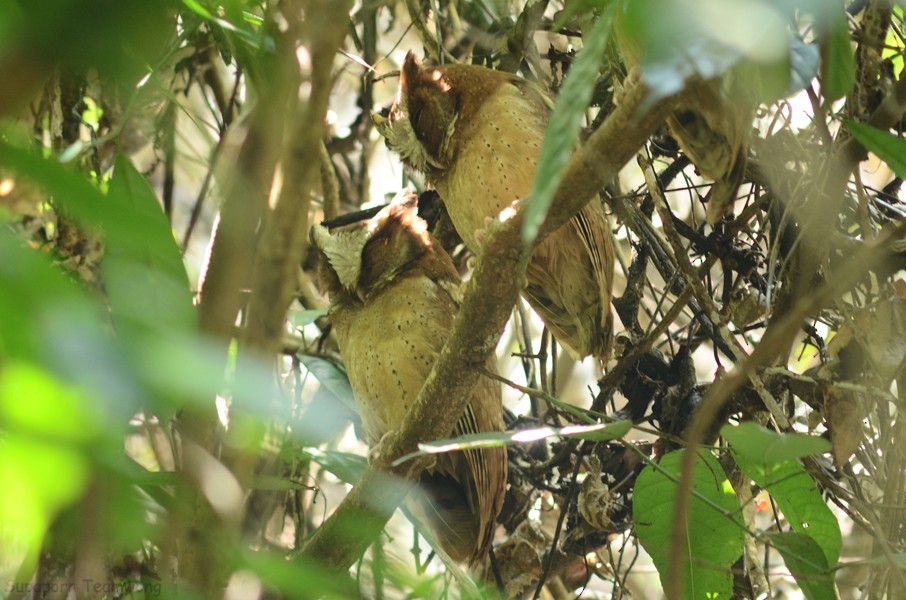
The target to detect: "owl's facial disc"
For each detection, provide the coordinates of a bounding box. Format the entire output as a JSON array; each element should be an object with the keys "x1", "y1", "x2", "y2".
[
  {"x1": 312, "y1": 222, "x2": 378, "y2": 294},
  {"x1": 379, "y1": 93, "x2": 445, "y2": 174}
]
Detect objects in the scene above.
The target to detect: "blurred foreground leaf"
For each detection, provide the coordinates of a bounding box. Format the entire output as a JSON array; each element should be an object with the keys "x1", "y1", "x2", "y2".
[{"x1": 847, "y1": 122, "x2": 906, "y2": 178}]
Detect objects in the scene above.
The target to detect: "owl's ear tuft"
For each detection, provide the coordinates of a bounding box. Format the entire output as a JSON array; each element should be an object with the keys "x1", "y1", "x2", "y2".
[
  {"x1": 401, "y1": 51, "x2": 422, "y2": 88},
  {"x1": 401, "y1": 52, "x2": 449, "y2": 95},
  {"x1": 381, "y1": 193, "x2": 429, "y2": 243}
]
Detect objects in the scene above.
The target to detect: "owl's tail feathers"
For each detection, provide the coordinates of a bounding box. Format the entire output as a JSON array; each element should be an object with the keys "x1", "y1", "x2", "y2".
[
  {"x1": 597, "y1": 309, "x2": 615, "y2": 365},
  {"x1": 522, "y1": 285, "x2": 614, "y2": 362},
  {"x1": 705, "y1": 150, "x2": 748, "y2": 225},
  {"x1": 666, "y1": 104, "x2": 751, "y2": 226},
  {"x1": 405, "y1": 472, "x2": 482, "y2": 564}
]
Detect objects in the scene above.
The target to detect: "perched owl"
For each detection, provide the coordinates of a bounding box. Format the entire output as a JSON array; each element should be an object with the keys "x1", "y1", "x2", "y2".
[
  {"x1": 374, "y1": 53, "x2": 615, "y2": 361},
  {"x1": 310, "y1": 195, "x2": 507, "y2": 565},
  {"x1": 614, "y1": 20, "x2": 754, "y2": 224}
]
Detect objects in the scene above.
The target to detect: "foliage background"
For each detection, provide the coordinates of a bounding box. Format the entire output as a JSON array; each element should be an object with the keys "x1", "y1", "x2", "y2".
[{"x1": 1, "y1": 0, "x2": 905, "y2": 598}]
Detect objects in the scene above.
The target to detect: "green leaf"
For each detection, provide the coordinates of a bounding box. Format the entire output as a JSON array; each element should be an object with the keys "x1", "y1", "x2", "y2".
[
  {"x1": 393, "y1": 420, "x2": 632, "y2": 466},
  {"x1": 0, "y1": 364, "x2": 96, "y2": 569},
  {"x1": 303, "y1": 448, "x2": 367, "y2": 484},
  {"x1": 0, "y1": 228, "x2": 93, "y2": 360},
  {"x1": 846, "y1": 122, "x2": 906, "y2": 178},
  {"x1": 0, "y1": 434, "x2": 91, "y2": 564},
  {"x1": 0, "y1": 146, "x2": 191, "y2": 294},
  {"x1": 181, "y1": 0, "x2": 215, "y2": 20},
  {"x1": 733, "y1": 452, "x2": 841, "y2": 566},
  {"x1": 721, "y1": 422, "x2": 830, "y2": 465},
  {"x1": 522, "y1": 3, "x2": 617, "y2": 244},
  {"x1": 0, "y1": 362, "x2": 102, "y2": 442},
  {"x1": 299, "y1": 355, "x2": 356, "y2": 412},
  {"x1": 104, "y1": 154, "x2": 195, "y2": 335},
  {"x1": 0, "y1": 231, "x2": 142, "y2": 416},
  {"x1": 564, "y1": 419, "x2": 633, "y2": 441},
  {"x1": 236, "y1": 547, "x2": 357, "y2": 600},
  {"x1": 764, "y1": 532, "x2": 836, "y2": 600},
  {"x1": 619, "y1": 0, "x2": 791, "y2": 104},
  {"x1": 820, "y1": 12, "x2": 855, "y2": 103},
  {"x1": 632, "y1": 449, "x2": 744, "y2": 599}
]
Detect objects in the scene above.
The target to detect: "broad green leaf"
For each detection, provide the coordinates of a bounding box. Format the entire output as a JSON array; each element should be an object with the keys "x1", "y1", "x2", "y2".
[
  {"x1": 733, "y1": 452, "x2": 841, "y2": 566},
  {"x1": 846, "y1": 122, "x2": 906, "y2": 178},
  {"x1": 0, "y1": 435, "x2": 91, "y2": 568},
  {"x1": 299, "y1": 355, "x2": 356, "y2": 412},
  {"x1": 0, "y1": 231, "x2": 142, "y2": 415},
  {"x1": 0, "y1": 364, "x2": 96, "y2": 571},
  {"x1": 721, "y1": 422, "x2": 830, "y2": 465},
  {"x1": 619, "y1": 0, "x2": 790, "y2": 104},
  {"x1": 633, "y1": 449, "x2": 744, "y2": 599},
  {"x1": 765, "y1": 532, "x2": 835, "y2": 600},
  {"x1": 522, "y1": 3, "x2": 617, "y2": 244},
  {"x1": 820, "y1": 11, "x2": 855, "y2": 102},
  {"x1": 181, "y1": 0, "x2": 215, "y2": 20},
  {"x1": 0, "y1": 362, "x2": 102, "y2": 441},
  {"x1": 237, "y1": 547, "x2": 357, "y2": 600},
  {"x1": 0, "y1": 229, "x2": 93, "y2": 360},
  {"x1": 304, "y1": 448, "x2": 367, "y2": 484},
  {"x1": 0, "y1": 144, "x2": 190, "y2": 300},
  {"x1": 104, "y1": 154, "x2": 195, "y2": 334}
]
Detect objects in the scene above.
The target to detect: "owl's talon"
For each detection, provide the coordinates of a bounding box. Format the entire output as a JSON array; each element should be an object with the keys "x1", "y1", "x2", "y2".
[
  {"x1": 614, "y1": 66, "x2": 642, "y2": 107},
  {"x1": 371, "y1": 431, "x2": 398, "y2": 467}
]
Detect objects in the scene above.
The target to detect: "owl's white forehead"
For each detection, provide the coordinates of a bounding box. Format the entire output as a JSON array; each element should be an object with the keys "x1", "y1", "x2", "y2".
[{"x1": 314, "y1": 221, "x2": 380, "y2": 291}]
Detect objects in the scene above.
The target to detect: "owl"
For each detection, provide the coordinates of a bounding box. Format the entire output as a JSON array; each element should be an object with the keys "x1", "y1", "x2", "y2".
[
  {"x1": 310, "y1": 194, "x2": 507, "y2": 565},
  {"x1": 374, "y1": 53, "x2": 615, "y2": 361},
  {"x1": 614, "y1": 19, "x2": 753, "y2": 224}
]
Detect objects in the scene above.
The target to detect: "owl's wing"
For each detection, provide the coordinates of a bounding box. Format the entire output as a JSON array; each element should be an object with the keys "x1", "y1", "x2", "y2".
[
  {"x1": 523, "y1": 201, "x2": 615, "y2": 359},
  {"x1": 419, "y1": 283, "x2": 507, "y2": 564},
  {"x1": 510, "y1": 75, "x2": 555, "y2": 114},
  {"x1": 449, "y1": 369, "x2": 507, "y2": 563}
]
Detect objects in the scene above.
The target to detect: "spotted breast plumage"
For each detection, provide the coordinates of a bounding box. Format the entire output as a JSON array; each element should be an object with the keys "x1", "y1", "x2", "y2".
[
  {"x1": 374, "y1": 53, "x2": 615, "y2": 361},
  {"x1": 310, "y1": 194, "x2": 507, "y2": 564}
]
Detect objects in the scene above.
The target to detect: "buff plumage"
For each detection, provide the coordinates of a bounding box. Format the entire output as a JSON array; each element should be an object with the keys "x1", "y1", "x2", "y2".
[{"x1": 310, "y1": 195, "x2": 507, "y2": 564}]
